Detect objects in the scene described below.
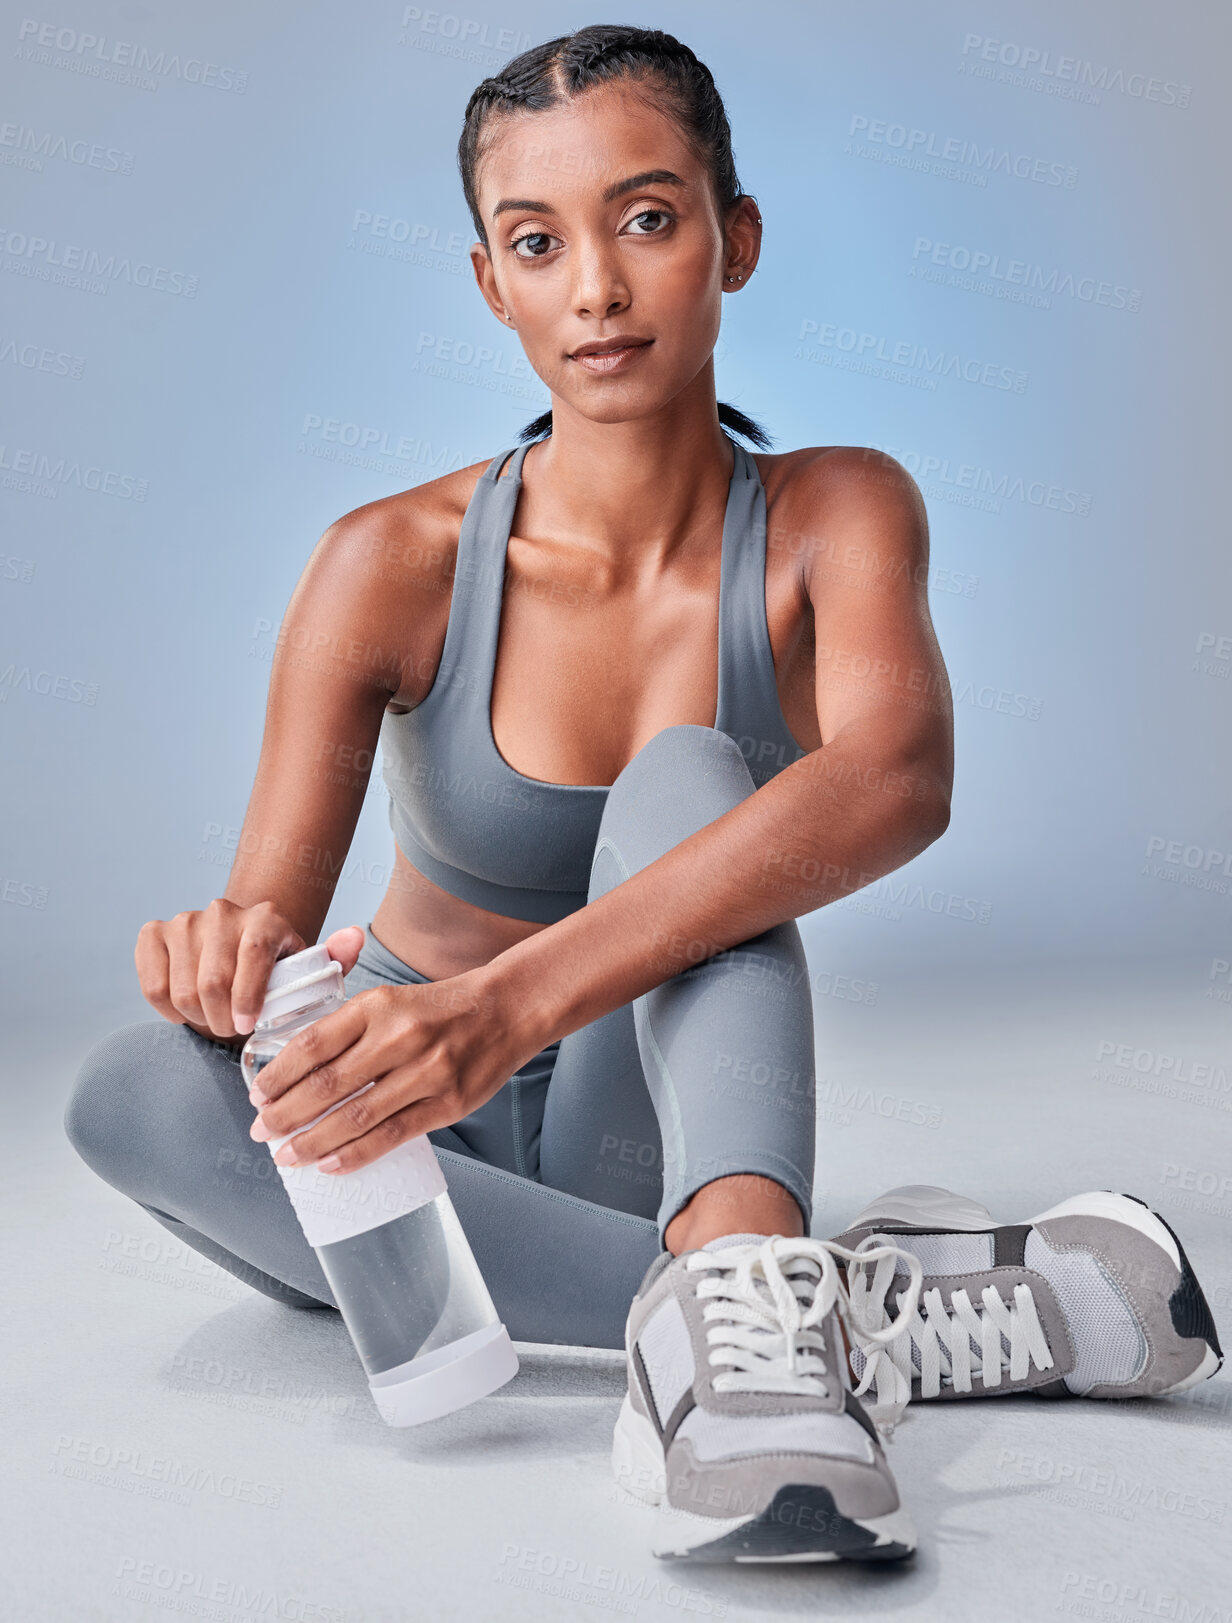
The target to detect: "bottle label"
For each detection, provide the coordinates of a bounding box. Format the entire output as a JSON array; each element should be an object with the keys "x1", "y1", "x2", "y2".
[{"x1": 271, "y1": 1106, "x2": 447, "y2": 1247}]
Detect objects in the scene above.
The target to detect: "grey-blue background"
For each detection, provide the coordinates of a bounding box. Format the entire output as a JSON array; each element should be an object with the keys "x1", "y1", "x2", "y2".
[
  {"x1": 3, "y1": 3, "x2": 1229, "y2": 1024},
  {"x1": 5, "y1": 3, "x2": 1230, "y2": 1033}
]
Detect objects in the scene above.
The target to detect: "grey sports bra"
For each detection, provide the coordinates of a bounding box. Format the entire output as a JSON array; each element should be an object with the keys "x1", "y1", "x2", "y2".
[{"x1": 378, "y1": 433, "x2": 806, "y2": 924}]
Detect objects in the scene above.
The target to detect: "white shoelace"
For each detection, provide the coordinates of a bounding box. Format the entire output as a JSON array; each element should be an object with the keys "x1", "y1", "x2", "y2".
[
  {"x1": 846, "y1": 1232, "x2": 1055, "y2": 1414},
  {"x1": 685, "y1": 1235, "x2": 924, "y2": 1432}
]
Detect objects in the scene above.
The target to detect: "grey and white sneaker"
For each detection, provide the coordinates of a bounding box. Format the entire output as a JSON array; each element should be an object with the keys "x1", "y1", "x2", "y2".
[
  {"x1": 829, "y1": 1185, "x2": 1223, "y2": 1415},
  {"x1": 611, "y1": 1231, "x2": 925, "y2": 1564}
]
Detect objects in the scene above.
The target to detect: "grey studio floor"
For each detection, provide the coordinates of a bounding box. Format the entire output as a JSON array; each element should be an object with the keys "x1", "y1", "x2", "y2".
[{"x1": 11, "y1": 955, "x2": 1230, "y2": 1623}]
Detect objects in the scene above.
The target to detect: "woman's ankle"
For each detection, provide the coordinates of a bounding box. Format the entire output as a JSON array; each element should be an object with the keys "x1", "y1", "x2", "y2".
[{"x1": 664, "y1": 1173, "x2": 807, "y2": 1256}]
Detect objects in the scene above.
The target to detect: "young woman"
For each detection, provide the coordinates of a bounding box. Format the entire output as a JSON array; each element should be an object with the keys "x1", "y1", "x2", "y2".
[{"x1": 66, "y1": 24, "x2": 1220, "y2": 1566}]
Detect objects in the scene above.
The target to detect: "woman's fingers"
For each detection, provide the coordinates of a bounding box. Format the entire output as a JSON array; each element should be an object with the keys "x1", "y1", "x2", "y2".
[
  {"x1": 248, "y1": 998, "x2": 455, "y2": 1163},
  {"x1": 244, "y1": 973, "x2": 519, "y2": 1175},
  {"x1": 321, "y1": 923, "x2": 366, "y2": 981},
  {"x1": 195, "y1": 901, "x2": 242, "y2": 1037},
  {"x1": 231, "y1": 904, "x2": 305, "y2": 1034},
  {"x1": 134, "y1": 901, "x2": 316, "y2": 1043},
  {"x1": 163, "y1": 912, "x2": 208, "y2": 1025},
  {"x1": 134, "y1": 923, "x2": 179, "y2": 1023},
  {"x1": 251, "y1": 986, "x2": 406, "y2": 1102},
  {"x1": 248, "y1": 998, "x2": 371, "y2": 1104},
  {"x1": 265, "y1": 1092, "x2": 450, "y2": 1175}
]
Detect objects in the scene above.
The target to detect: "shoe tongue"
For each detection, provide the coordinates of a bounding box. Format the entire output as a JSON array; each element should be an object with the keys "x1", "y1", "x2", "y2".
[
  {"x1": 700, "y1": 1232, "x2": 771, "y2": 1253},
  {"x1": 697, "y1": 1233, "x2": 832, "y2": 1387}
]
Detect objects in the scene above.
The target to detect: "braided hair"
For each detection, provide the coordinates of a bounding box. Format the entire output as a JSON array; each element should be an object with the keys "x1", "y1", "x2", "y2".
[{"x1": 456, "y1": 24, "x2": 771, "y2": 449}]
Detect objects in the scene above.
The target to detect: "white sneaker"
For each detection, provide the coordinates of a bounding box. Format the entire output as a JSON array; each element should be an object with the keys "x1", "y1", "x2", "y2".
[
  {"x1": 611, "y1": 1231, "x2": 924, "y2": 1563},
  {"x1": 830, "y1": 1185, "x2": 1224, "y2": 1410}
]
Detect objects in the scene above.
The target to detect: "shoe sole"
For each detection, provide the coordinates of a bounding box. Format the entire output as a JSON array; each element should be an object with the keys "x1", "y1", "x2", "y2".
[
  {"x1": 846, "y1": 1185, "x2": 1223, "y2": 1395},
  {"x1": 611, "y1": 1394, "x2": 916, "y2": 1564}
]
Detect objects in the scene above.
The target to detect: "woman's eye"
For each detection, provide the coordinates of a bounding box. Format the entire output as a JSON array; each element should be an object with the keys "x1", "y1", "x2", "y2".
[
  {"x1": 625, "y1": 209, "x2": 673, "y2": 235},
  {"x1": 511, "y1": 230, "x2": 558, "y2": 260},
  {"x1": 510, "y1": 209, "x2": 674, "y2": 259}
]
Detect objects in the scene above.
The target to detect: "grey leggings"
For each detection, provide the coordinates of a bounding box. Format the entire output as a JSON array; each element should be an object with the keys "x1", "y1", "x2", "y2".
[{"x1": 64, "y1": 724, "x2": 817, "y2": 1349}]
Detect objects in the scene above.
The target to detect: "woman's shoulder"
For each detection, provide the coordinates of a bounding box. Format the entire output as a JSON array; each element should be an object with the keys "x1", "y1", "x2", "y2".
[
  {"x1": 756, "y1": 444, "x2": 928, "y2": 594},
  {"x1": 285, "y1": 453, "x2": 509, "y2": 710},
  {"x1": 759, "y1": 442, "x2": 922, "y2": 503},
  {"x1": 758, "y1": 442, "x2": 925, "y2": 537},
  {"x1": 310, "y1": 450, "x2": 511, "y2": 591}
]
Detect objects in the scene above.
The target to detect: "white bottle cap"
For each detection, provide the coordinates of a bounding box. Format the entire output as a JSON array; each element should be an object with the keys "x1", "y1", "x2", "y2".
[
  {"x1": 258, "y1": 944, "x2": 342, "y2": 1023},
  {"x1": 267, "y1": 943, "x2": 333, "y2": 992},
  {"x1": 367, "y1": 1322, "x2": 519, "y2": 1426}
]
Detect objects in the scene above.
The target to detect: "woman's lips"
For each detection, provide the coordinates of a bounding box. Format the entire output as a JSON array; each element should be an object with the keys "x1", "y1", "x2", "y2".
[{"x1": 570, "y1": 340, "x2": 653, "y2": 374}]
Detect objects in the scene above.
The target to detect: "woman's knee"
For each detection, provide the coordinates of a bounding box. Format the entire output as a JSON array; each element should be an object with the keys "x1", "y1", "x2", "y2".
[
  {"x1": 592, "y1": 725, "x2": 756, "y2": 893},
  {"x1": 64, "y1": 1019, "x2": 230, "y2": 1185},
  {"x1": 617, "y1": 724, "x2": 752, "y2": 796}
]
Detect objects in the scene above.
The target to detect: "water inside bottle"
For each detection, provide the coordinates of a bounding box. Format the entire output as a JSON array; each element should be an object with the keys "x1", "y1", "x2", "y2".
[
  {"x1": 242, "y1": 1028, "x2": 500, "y2": 1383},
  {"x1": 315, "y1": 1194, "x2": 498, "y2": 1376}
]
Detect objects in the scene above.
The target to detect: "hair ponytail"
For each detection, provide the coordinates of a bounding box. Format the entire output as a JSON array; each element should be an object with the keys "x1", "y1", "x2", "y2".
[{"x1": 512, "y1": 400, "x2": 770, "y2": 448}]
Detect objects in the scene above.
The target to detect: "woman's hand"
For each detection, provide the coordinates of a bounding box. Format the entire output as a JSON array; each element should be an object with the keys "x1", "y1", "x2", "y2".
[
  {"x1": 245, "y1": 970, "x2": 542, "y2": 1174},
  {"x1": 135, "y1": 899, "x2": 365, "y2": 1044}
]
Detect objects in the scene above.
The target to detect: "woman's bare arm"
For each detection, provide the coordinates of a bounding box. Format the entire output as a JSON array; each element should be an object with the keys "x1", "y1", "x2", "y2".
[
  {"x1": 476, "y1": 447, "x2": 955, "y2": 1054},
  {"x1": 136, "y1": 497, "x2": 429, "y2": 1042},
  {"x1": 219, "y1": 506, "x2": 413, "y2": 945}
]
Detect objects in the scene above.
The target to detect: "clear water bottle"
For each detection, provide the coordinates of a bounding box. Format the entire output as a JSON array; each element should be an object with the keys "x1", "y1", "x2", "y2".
[{"x1": 239, "y1": 942, "x2": 518, "y2": 1425}]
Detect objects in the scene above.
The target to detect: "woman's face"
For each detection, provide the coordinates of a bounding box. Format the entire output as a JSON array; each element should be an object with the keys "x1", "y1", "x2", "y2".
[{"x1": 470, "y1": 80, "x2": 756, "y2": 426}]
